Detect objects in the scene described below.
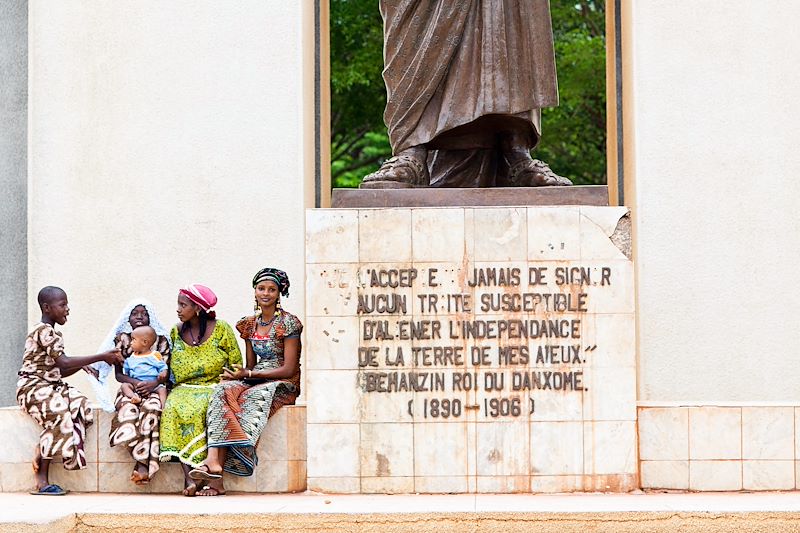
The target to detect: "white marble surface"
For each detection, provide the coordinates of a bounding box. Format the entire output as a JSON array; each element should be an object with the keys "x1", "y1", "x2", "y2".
[
  {"x1": 742, "y1": 407, "x2": 793, "y2": 460},
  {"x1": 360, "y1": 423, "x2": 414, "y2": 478},
  {"x1": 411, "y1": 208, "x2": 466, "y2": 263},
  {"x1": 305, "y1": 207, "x2": 636, "y2": 493},
  {"x1": 472, "y1": 208, "x2": 528, "y2": 261},
  {"x1": 640, "y1": 405, "x2": 800, "y2": 491},
  {"x1": 688, "y1": 407, "x2": 741, "y2": 460},
  {"x1": 307, "y1": 423, "x2": 360, "y2": 478},
  {"x1": 527, "y1": 207, "x2": 582, "y2": 261},
  {"x1": 640, "y1": 460, "x2": 689, "y2": 490},
  {"x1": 304, "y1": 316, "x2": 360, "y2": 370},
  {"x1": 638, "y1": 407, "x2": 689, "y2": 461},
  {"x1": 530, "y1": 421, "x2": 583, "y2": 476},
  {"x1": 689, "y1": 461, "x2": 742, "y2": 491},
  {"x1": 583, "y1": 421, "x2": 637, "y2": 475},
  {"x1": 306, "y1": 210, "x2": 359, "y2": 264},
  {"x1": 359, "y1": 209, "x2": 412, "y2": 263},
  {"x1": 476, "y1": 421, "x2": 529, "y2": 477},
  {"x1": 742, "y1": 460, "x2": 794, "y2": 491}
]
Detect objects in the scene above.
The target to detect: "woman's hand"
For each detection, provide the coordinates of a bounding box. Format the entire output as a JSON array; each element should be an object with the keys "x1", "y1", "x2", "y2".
[
  {"x1": 134, "y1": 379, "x2": 160, "y2": 395},
  {"x1": 102, "y1": 349, "x2": 124, "y2": 365},
  {"x1": 220, "y1": 364, "x2": 248, "y2": 381}
]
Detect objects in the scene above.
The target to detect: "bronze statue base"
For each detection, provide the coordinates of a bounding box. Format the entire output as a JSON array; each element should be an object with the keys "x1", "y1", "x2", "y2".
[{"x1": 333, "y1": 186, "x2": 608, "y2": 209}]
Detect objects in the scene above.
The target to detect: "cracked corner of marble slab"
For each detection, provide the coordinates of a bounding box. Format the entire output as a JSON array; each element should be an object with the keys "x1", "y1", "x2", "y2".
[{"x1": 579, "y1": 206, "x2": 632, "y2": 261}]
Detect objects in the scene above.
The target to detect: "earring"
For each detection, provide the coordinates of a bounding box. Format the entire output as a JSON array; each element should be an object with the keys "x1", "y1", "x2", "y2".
[
  {"x1": 254, "y1": 298, "x2": 261, "y2": 317},
  {"x1": 275, "y1": 299, "x2": 282, "y2": 316}
]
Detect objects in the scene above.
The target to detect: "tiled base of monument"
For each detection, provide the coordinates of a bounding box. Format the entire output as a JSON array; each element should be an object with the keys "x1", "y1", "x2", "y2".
[
  {"x1": 639, "y1": 405, "x2": 800, "y2": 491},
  {"x1": 305, "y1": 206, "x2": 637, "y2": 493},
  {"x1": 0, "y1": 405, "x2": 306, "y2": 493}
]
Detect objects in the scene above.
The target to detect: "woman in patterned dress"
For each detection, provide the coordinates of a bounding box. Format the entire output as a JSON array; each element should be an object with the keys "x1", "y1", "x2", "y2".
[
  {"x1": 188, "y1": 268, "x2": 302, "y2": 497},
  {"x1": 158, "y1": 284, "x2": 242, "y2": 496},
  {"x1": 17, "y1": 286, "x2": 123, "y2": 494},
  {"x1": 90, "y1": 300, "x2": 171, "y2": 485}
]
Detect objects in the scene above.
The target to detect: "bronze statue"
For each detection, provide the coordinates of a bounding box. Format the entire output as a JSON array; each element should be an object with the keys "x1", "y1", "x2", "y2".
[{"x1": 362, "y1": 1, "x2": 572, "y2": 189}]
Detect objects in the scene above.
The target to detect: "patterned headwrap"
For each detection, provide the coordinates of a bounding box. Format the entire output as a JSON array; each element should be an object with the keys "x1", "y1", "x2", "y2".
[
  {"x1": 252, "y1": 267, "x2": 290, "y2": 297},
  {"x1": 179, "y1": 283, "x2": 218, "y2": 312}
]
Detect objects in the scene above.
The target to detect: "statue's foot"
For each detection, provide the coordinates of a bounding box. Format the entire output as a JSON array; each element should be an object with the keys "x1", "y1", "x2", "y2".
[
  {"x1": 508, "y1": 157, "x2": 572, "y2": 187},
  {"x1": 361, "y1": 147, "x2": 429, "y2": 189}
]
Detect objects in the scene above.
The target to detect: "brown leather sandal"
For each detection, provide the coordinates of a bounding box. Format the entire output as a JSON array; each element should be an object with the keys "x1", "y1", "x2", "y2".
[
  {"x1": 508, "y1": 157, "x2": 572, "y2": 187},
  {"x1": 361, "y1": 153, "x2": 430, "y2": 189}
]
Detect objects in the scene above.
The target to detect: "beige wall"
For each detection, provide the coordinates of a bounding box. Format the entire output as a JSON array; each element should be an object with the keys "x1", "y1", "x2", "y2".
[
  {"x1": 28, "y1": 1, "x2": 316, "y2": 399},
  {"x1": 628, "y1": 1, "x2": 800, "y2": 401}
]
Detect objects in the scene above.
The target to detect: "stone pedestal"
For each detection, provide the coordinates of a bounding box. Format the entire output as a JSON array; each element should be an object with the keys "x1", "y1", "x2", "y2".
[
  {"x1": 0, "y1": 405, "x2": 306, "y2": 493},
  {"x1": 305, "y1": 205, "x2": 636, "y2": 493}
]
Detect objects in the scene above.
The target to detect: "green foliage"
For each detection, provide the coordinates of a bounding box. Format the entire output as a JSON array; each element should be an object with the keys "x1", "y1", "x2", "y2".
[
  {"x1": 537, "y1": 0, "x2": 607, "y2": 185},
  {"x1": 330, "y1": 0, "x2": 388, "y2": 187},
  {"x1": 330, "y1": 0, "x2": 607, "y2": 187}
]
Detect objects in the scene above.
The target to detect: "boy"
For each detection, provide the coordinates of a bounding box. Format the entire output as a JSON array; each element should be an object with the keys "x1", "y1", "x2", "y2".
[
  {"x1": 120, "y1": 325, "x2": 168, "y2": 406},
  {"x1": 17, "y1": 286, "x2": 123, "y2": 495}
]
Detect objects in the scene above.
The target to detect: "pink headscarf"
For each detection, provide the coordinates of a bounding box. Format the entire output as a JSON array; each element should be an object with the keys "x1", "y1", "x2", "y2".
[{"x1": 179, "y1": 284, "x2": 218, "y2": 314}]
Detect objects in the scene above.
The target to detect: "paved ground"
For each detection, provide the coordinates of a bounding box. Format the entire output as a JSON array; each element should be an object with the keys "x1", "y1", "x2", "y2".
[{"x1": 2, "y1": 491, "x2": 800, "y2": 532}]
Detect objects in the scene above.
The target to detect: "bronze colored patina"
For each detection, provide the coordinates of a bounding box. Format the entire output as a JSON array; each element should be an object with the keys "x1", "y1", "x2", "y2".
[
  {"x1": 333, "y1": 186, "x2": 607, "y2": 208},
  {"x1": 362, "y1": 0, "x2": 572, "y2": 189}
]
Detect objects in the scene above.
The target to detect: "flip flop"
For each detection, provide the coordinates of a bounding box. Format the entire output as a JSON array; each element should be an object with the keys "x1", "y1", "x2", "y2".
[
  {"x1": 29, "y1": 484, "x2": 68, "y2": 496},
  {"x1": 188, "y1": 465, "x2": 222, "y2": 480}
]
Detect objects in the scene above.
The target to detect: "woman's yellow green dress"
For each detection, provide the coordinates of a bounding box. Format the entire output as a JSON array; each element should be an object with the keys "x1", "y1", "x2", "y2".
[{"x1": 159, "y1": 320, "x2": 242, "y2": 466}]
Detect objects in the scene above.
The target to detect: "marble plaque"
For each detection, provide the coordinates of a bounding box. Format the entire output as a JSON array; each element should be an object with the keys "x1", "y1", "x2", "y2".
[{"x1": 305, "y1": 206, "x2": 636, "y2": 493}]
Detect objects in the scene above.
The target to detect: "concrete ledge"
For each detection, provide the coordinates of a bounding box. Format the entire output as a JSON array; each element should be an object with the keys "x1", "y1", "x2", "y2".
[
  {"x1": 0, "y1": 405, "x2": 306, "y2": 493},
  {"x1": 3, "y1": 492, "x2": 800, "y2": 532}
]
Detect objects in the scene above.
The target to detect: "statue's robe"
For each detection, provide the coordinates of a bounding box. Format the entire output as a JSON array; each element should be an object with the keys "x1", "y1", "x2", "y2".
[{"x1": 380, "y1": 0, "x2": 559, "y2": 186}]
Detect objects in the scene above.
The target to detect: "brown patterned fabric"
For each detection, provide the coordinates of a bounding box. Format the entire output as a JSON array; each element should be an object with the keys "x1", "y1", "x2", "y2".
[
  {"x1": 107, "y1": 332, "x2": 171, "y2": 477},
  {"x1": 16, "y1": 323, "x2": 93, "y2": 470}
]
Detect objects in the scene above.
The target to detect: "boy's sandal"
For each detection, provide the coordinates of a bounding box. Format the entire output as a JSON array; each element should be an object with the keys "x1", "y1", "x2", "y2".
[
  {"x1": 29, "y1": 484, "x2": 68, "y2": 496},
  {"x1": 188, "y1": 465, "x2": 222, "y2": 480}
]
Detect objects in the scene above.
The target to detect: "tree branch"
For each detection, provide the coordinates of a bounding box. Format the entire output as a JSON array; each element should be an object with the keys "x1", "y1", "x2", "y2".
[
  {"x1": 579, "y1": 1, "x2": 602, "y2": 37},
  {"x1": 331, "y1": 126, "x2": 371, "y2": 161}
]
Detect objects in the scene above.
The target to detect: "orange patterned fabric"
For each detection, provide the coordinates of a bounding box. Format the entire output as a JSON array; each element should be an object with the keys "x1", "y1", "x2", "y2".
[{"x1": 204, "y1": 311, "x2": 302, "y2": 476}]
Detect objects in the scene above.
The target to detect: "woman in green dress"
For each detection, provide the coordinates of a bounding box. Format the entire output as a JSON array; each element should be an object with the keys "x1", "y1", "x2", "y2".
[{"x1": 159, "y1": 283, "x2": 242, "y2": 496}]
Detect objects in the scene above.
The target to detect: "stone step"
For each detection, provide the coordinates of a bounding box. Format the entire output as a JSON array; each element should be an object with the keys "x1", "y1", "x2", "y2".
[
  {"x1": 2, "y1": 492, "x2": 800, "y2": 532},
  {"x1": 0, "y1": 405, "x2": 306, "y2": 494}
]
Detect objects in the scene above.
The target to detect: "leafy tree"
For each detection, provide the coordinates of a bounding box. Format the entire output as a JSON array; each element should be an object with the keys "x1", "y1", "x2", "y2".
[
  {"x1": 330, "y1": 0, "x2": 387, "y2": 188},
  {"x1": 330, "y1": 0, "x2": 606, "y2": 187},
  {"x1": 537, "y1": 1, "x2": 606, "y2": 185}
]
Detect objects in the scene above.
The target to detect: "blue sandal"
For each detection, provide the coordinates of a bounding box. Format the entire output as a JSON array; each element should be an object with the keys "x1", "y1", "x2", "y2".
[
  {"x1": 189, "y1": 465, "x2": 222, "y2": 481},
  {"x1": 29, "y1": 484, "x2": 68, "y2": 496}
]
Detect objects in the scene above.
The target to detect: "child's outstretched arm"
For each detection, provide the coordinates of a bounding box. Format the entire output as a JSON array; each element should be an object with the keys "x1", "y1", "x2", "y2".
[
  {"x1": 114, "y1": 363, "x2": 138, "y2": 386},
  {"x1": 56, "y1": 349, "x2": 123, "y2": 378}
]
